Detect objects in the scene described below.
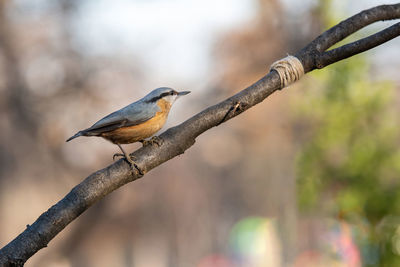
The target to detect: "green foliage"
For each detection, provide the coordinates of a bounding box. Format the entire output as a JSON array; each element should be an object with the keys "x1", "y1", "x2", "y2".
[
  {"x1": 294, "y1": 55, "x2": 400, "y2": 265},
  {"x1": 294, "y1": 1, "x2": 400, "y2": 265}
]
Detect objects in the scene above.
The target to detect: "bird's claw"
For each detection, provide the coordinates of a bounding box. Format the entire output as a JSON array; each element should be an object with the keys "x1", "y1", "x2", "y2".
[
  {"x1": 125, "y1": 157, "x2": 144, "y2": 176},
  {"x1": 113, "y1": 153, "x2": 124, "y2": 161},
  {"x1": 140, "y1": 136, "x2": 164, "y2": 147},
  {"x1": 113, "y1": 153, "x2": 136, "y2": 162},
  {"x1": 112, "y1": 153, "x2": 143, "y2": 175}
]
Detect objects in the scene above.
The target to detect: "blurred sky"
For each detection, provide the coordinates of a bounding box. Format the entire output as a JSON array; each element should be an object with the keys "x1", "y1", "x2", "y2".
[
  {"x1": 75, "y1": 0, "x2": 400, "y2": 82},
  {"x1": 13, "y1": 0, "x2": 400, "y2": 87},
  {"x1": 74, "y1": 0, "x2": 257, "y2": 84}
]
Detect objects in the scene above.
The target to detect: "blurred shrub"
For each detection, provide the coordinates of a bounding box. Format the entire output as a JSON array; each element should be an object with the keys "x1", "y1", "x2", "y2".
[{"x1": 294, "y1": 55, "x2": 400, "y2": 265}]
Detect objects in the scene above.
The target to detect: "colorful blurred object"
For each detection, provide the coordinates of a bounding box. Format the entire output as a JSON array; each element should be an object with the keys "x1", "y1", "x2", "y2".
[
  {"x1": 327, "y1": 221, "x2": 361, "y2": 267},
  {"x1": 229, "y1": 217, "x2": 282, "y2": 267},
  {"x1": 294, "y1": 220, "x2": 362, "y2": 267}
]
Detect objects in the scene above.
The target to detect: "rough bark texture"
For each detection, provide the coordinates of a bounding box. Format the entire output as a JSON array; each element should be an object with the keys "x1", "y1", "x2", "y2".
[{"x1": 1, "y1": 3, "x2": 400, "y2": 266}]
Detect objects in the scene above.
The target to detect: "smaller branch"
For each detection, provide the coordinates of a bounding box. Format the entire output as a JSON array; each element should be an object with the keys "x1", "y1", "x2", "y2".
[
  {"x1": 317, "y1": 22, "x2": 400, "y2": 69},
  {"x1": 296, "y1": 4, "x2": 400, "y2": 72},
  {"x1": 316, "y1": 4, "x2": 400, "y2": 52}
]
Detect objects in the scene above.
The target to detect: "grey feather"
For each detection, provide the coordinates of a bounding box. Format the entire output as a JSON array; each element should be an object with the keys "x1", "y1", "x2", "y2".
[{"x1": 83, "y1": 100, "x2": 161, "y2": 134}]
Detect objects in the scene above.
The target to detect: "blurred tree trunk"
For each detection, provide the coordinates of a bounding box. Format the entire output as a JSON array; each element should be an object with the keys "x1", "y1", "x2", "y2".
[{"x1": 0, "y1": 1, "x2": 37, "y2": 134}]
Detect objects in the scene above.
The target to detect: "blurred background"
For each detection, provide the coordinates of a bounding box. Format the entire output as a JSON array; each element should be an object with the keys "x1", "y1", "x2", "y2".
[{"x1": 0, "y1": 0, "x2": 400, "y2": 266}]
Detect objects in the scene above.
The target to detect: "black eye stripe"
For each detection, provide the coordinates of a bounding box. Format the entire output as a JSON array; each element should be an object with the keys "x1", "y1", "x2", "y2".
[
  {"x1": 160, "y1": 92, "x2": 170, "y2": 98},
  {"x1": 146, "y1": 91, "x2": 175, "y2": 103}
]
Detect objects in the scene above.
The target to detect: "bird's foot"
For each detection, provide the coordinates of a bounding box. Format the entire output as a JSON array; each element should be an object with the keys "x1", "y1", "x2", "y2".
[
  {"x1": 112, "y1": 153, "x2": 143, "y2": 175},
  {"x1": 140, "y1": 136, "x2": 164, "y2": 147},
  {"x1": 125, "y1": 156, "x2": 144, "y2": 176}
]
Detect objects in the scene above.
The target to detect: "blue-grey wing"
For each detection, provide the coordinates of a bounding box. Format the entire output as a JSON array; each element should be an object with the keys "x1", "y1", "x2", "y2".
[{"x1": 82, "y1": 101, "x2": 159, "y2": 134}]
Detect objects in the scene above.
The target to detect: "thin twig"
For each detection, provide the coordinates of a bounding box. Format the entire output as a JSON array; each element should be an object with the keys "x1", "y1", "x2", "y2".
[{"x1": 217, "y1": 101, "x2": 241, "y2": 125}]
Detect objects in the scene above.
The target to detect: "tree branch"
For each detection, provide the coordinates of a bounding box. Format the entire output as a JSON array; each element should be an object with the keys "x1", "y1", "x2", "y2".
[
  {"x1": 295, "y1": 4, "x2": 400, "y2": 72},
  {"x1": 316, "y1": 22, "x2": 400, "y2": 68},
  {"x1": 1, "y1": 3, "x2": 400, "y2": 266}
]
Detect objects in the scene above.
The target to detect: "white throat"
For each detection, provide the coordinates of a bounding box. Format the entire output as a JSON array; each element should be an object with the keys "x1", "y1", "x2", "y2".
[{"x1": 163, "y1": 94, "x2": 179, "y2": 105}]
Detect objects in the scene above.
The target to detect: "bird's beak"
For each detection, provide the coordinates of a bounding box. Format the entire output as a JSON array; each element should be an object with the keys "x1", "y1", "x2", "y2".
[{"x1": 178, "y1": 91, "x2": 191, "y2": 96}]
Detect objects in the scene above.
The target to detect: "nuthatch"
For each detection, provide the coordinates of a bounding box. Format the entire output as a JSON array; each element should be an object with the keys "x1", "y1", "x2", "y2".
[{"x1": 66, "y1": 87, "x2": 190, "y2": 170}]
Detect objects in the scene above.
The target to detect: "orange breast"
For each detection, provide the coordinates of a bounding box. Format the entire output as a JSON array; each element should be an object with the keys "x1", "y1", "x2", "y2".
[{"x1": 101, "y1": 99, "x2": 171, "y2": 144}]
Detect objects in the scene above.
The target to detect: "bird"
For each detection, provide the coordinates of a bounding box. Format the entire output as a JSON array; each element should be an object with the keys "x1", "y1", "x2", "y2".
[{"x1": 66, "y1": 87, "x2": 190, "y2": 171}]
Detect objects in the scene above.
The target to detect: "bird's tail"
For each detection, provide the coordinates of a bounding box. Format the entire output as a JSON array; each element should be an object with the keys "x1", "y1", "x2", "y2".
[{"x1": 66, "y1": 131, "x2": 84, "y2": 142}]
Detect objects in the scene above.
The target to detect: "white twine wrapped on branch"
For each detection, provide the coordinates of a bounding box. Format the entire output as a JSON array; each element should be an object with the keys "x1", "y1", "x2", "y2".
[{"x1": 270, "y1": 55, "x2": 304, "y2": 88}]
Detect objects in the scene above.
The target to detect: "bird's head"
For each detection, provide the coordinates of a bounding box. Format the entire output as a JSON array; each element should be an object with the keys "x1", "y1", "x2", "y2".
[{"x1": 144, "y1": 87, "x2": 190, "y2": 105}]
